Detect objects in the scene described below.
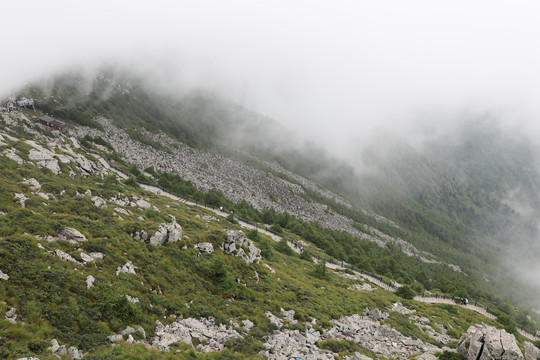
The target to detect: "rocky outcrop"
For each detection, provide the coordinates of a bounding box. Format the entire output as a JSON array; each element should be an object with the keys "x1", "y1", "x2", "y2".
[
  {"x1": 324, "y1": 314, "x2": 439, "y2": 359},
  {"x1": 57, "y1": 228, "x2": 87, "y2": 243},
  {"x1": 14, "y1": 193, "x2": 28, "y2": 207},
  {"x1": 116, "y1": 261, "x2": 137, "y2": 275},
  {"x1": 3, "y1": 148, "x2": 24, "y2": 164},
  {"x1": 50, "y1": 339, "x2": 83, "y2": 359},
  {"x1": 194, "y1": 242, "x2": 214, "y2": 254},
  {"x1": 22, "y1": 178, "x2": 41, "y2": 191},
  {"x1": 28, "y1": 148, "x2": 60, "y2": 175},
  {"x1": 149, "y1": 217, "x2": 182, "y2": 246},
  {"x1": 5, "y1": 307, "x2": 17, "y2": 322},
  {"x1": 222, "y1": 230, "x2": 261, "y2": 264},
  {"x1": 524, "y1": 341, "x2": 540, "y2": 360},
  {"x1": 150, "y1": 317, "x2": 241, "y2": 352},
  {"x1": 365, "y1": 307, "x2": 389, "y2": 321},
  {"x1": 92, "y1": 196, "x2": 107, "y2": 208},
  {"x1": 458, "y1": 324, "x2": 524, "y2": 360},
  {"x1": 86, "y1": 275, "x2": 95, "y2": 289},
  {"x1": 0, "y1": 269, "x2": 9, "y2": 280},
  {"x1": 55, "y1": 249, "x2": 80, "y2": 264},
  {"x1": 80, "y1": 252, "x2": 104, "y2": 263},
  {"x1": 389, "y1": 302, "x2": 416, "y2": 314},
  {"x1": 108, "y1": 325, "x2": 146, "y2": 343},
  {"x1": 260, "y1": 325, "x2": 334, "y2": 360}
]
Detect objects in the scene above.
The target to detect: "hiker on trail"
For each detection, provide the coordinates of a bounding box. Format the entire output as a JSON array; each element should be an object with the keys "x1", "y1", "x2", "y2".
[{"x1": 464, "y1": 298, "x2": 469, "y2": 305}]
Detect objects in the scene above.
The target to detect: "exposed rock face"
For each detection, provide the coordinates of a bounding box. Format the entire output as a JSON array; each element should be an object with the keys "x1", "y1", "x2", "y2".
[
  {"x1": 55, "y1": 249, "x2": 80, "y2": 264},
  {"x1": 50, "y1": 339, "x2": 82, "y2": 359},
  {"x1": 524, "y1": 341, "x2": 540, "y2": 360},
  {"x1": 150, "y1": 317, "x2": 241, "y2": 352},
  {"x1": 86, "y1": 275, "x2": 95, "y2": 289},
  {"x1": 135, "y1": 199, "x2": 151, "y2": 209},
  {"x1": 58, "y1": 228, "x2": 87, "y2": 243},
  {"x1": 149, "y1": 217, "x2": 182, "y2": 246},
  {"x1": 5, "y1": 307, "x2": 17, "y2": 322},
  {"x1": 22, "y1": 178, "x2": 41, "y2": 191},
  {"x1": 126, "y1": 295, "x2": 140, "y2": 304},
  {"x1": 116, "y1": 261, "x2": 137, "y2": 275},
  {"x1": 458, "y1": 324, "x2": 524, "y2": 360},
  {"x1": 80, "y1": 252, "x2": 104, "y2": 263},
  {"x1": 222, "y1": 230, "x2": 261, "y2": 264},
  {"x1": 14, "y1": 193, "x2": 28, "y2": 207},
  {"x1": 108, "y1": 325, "x2": 147, "y2": 343},
  {"x1": 3, "y1": 148, "x2": 24, "y2": 164},
  {"x1": 28, "y1": 148, "x2": 60, "y2": 174},
  {"x1": 92, "y1": 196, "x2": 107, "y2": 208},
  {"x1": 365, "y1": 307, "x2": 389, "y2": 321},
  {"x1": 324, "y1": 314, "x2": 439, "y2": 359},
  {"x1": 0, "y1": 269, "x2": 9, "y2": 280},
  {"x1": 194, "y1": 242, "x2": 214, "y2": 254},
  {"x1": 260, "y1": 325, "x2": 334, "y2": 360},
  {"x1": 389, "y1": 302, "x2": 416, "y2": 314}
]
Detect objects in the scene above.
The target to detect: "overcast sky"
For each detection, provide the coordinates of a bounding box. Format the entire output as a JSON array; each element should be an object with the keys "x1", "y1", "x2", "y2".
[{"x1": 2, "y1": 0, "x2": 540, "y2": 153}]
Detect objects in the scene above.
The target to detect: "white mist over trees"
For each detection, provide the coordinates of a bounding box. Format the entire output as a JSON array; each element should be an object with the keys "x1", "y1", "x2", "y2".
[{"x1": 2, "y1": 0, "x2": 540, "y2": 156}]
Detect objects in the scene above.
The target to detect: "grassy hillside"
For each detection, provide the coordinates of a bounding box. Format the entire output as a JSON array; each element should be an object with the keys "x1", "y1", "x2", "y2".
[{"x1": 0, "y1": 120, "x2": 505, "y2": 360}]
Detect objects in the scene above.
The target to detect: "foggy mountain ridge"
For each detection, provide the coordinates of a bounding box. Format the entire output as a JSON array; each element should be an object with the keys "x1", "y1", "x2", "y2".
[{"x1": 16, "y1": 69, "x2": 540, "y2": 309}]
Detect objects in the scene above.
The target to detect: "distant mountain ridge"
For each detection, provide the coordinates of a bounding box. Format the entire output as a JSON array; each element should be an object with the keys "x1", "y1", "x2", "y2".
[{"x1": 21, "y1": 68, "x2": 540, "y2": 324}]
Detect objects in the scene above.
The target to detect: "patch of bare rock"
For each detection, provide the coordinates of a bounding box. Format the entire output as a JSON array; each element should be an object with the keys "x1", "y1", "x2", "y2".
[
  {"x1": 458, "y1": 324, "x2": 525, "y2": 360},
  {"x1": 150, "y1": 317, "x2": 242, "y2": 352},
  {"x1": 222, "y1": 230, "x2": 261, "y2": 264}
]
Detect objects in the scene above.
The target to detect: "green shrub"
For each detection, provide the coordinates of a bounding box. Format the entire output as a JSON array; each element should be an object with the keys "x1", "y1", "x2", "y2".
[
  {"x1": 437, "y1": 350, "x2": 463, "y2": 360},
  {"x1": 275, "y1": 238, "x2": 294, "y2": 256},
  {"x1": 396, "y1": 285, "x2": 415, "y2": 300},
  {"x1": 299, "y1": 250, "x2": 313, "y2": 262},
  {"x1": 206, "y1": 258, "x2": 236, "y2": 292},
  {"x1": 310, "y1": 260, "x2": 328, "y2": 279},
  {"x1": 98, "y1": 293, "x2": 141, "y2": 325}
]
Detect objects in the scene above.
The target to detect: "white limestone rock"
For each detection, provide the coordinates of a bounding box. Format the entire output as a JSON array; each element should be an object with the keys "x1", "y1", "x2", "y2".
[
  {"x1": 3, "y1": 148, "x2": 24, "y2": 164},
  {"x1": 524, "y1": 341, "x2": 540, "y2": 360},
  {"x1": 14, "y1": 193, "x2": 28, "y2": 207},
  {"x1": 194, "y1": 242, "x2": 214, "y2": 254},
  {"x1": 55, "y1": 249, "x2": 80, "y2": 264},
  {"x1": 0, "y1": 269, "x2": 9, "y2": 280},
  {"x1": 135, "y1": 199, "x2": 151, "y2": 210},
  {"x1": 58, "y1": 227, "x2": 87, "y2": 243},
  {"x1": 5, "y1": 307, "x2": 17, "y2": 322},
  {"x1": 29, "y1": 148, "x2": 60, "y2": 174},
  {"x1": 86, "y1": 275, "x2": 95, "y2": 289},
  {"x1": 149, "y1": 217, "x2": 182, "y2": 246},
  {"x1": 116, "y1": 261, "x2": 137, "y2": 275},
  {"x1": 80, "y1": 252, "x2": 104, "y2": 263},
  {"x1": 458, "y1": 324, "x2": 524, "y2": 360},
  {"x1": 22, "y1": 178, "x2": 41, "y2": 191},
  {"x1": 150, "y1": 317, "x2": 241, "y2": 352},
  {"x1": 67, "y1": 346, "x2": 82, "y2": 359},
  {"x1": 222, "y1": 230, "x2": 261, "y2": 264},
  {"x1": 389, "y1": 302, "x2": 416, "y2": 314},
  {"x1": 126, "y1": 295, "x2": 140, "y2": 304},
  {"x1": 92, "y1": 196, "x2": 107, "y2": 208},
  {"x1": 264, "y1": 263, "x2": 276, "y2": 273}
]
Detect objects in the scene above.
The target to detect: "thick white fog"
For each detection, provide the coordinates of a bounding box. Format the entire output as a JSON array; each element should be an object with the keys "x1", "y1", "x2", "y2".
[{"x1": 2, "y1": 0, "x2": 540, "y2": 153}]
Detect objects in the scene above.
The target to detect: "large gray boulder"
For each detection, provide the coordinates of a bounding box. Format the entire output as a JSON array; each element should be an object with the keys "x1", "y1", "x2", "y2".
[
  {"x1": 58, "y1": 228, "x2": 87, "y2": 243},
  {"x1": 222, "y1": 230, "x2": 261, "y2": 264},
  {"x1": 0, "y1": 269, "x2": 9, "y2": 280},
  {"x1": 524, "y1": 342, "x2": 540, "y2": 360},
  {"x1": 149, "y1": 217, "x2": 182, "y2": 246},
  {"x1": 458, "y1": 324, "x2": 524, "y2": 360}
]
